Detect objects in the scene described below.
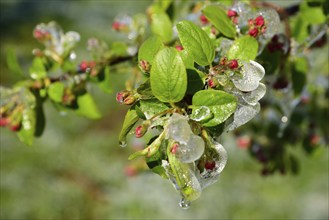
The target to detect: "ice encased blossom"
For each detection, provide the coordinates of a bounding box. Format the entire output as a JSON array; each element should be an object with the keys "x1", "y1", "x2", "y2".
[
  {"x1": 165, "y1": 113, "x2": 205, "y2": 163},
  {"x1": 232, "y1": 60, "x2": 265, "y2": 92},
  {"x1": 227, "y1": 103, "x2": 261, "y2": 131},
  {"x1": 257, "y1": 8, "x2": 281, "y2": 39},
  {"x1": 34, "y1": 21, "x2": 80, "y2": 57},
  {"x1": 197, "y1": 141, "x2": 227, "y2": 189}
]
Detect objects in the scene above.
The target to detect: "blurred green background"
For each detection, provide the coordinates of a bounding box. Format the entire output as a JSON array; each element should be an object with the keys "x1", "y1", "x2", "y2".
[{"x1": 0, "y1": 1, "x2": 328, "y2": 219}]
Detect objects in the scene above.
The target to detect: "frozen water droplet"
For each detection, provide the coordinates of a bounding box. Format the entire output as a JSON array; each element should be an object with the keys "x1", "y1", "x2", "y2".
[
  {"x1": 175, "y1": 134, "x2": 205, "y2": 163},
  {"x1": 179, "y1": 197, "x2": 191, "y2": 210},
  {"x1": 119, "y1": 140, "x2": 127, "y2": 148},
  {"x1": 242, "y1": 83, "x2": 266, "y2": 106},
  {"x1": 198, "y1": 142, "x2": 228, "y2": 189},
  {"x1": 190, "y1": 106, "x2": 213, "y2": 122},
  {"x1": 232, "y1": 61, "x2": 265, "y2": 92},
  {"x1": 227, "y1": 103, "x2": 260, "y2": 131},
  {"x1": 165, "y1": 113, "x2": 191, "y2": 144},
  {"x1": 258, "y1": 8, "x2": 281, "y2": 39}
]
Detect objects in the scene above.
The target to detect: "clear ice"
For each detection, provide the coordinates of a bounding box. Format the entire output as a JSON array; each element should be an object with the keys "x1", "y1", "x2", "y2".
[
  {"x1": 197, "y1": 141, "x2": 228, "y2": 189},
  {"x1": 175, "y1": 134, "x2": 205, "y2": 163},
  {"x1": 242, "y1": 83, "x2": 266, "y2": 106},
  {"x1": 226, "y1": 102, "x2": 261, "y2": 131},
  {"x1": 232, "y1": 60, "x2": 265, "y2": 92}
]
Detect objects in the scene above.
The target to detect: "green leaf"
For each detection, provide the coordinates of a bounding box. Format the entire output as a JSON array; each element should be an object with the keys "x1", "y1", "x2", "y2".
[
  {"x1": 17, "y1": 108, "x2": 36, "y2": 146},
  {"x1": 150, "y1": 47, "x2": 187, "y2": 103},
  {"x1": 118, "y1": 108, "x2": 139, "y2": 146},
  {"x1": 98, "y1": 67, "x2": 112, "y2": 93},
  {"x1": 178, "y1": 49, "x2": 194, "y2": 69},
  {"x1": 177, "y1": 20, "x2": 215, "y2": 66},
  {"x1": 300, "y1": 2, "x2": 326, "y2": 24},
  {"x1": 292, "y1": 57, "x2": 308, "y2": 95},
  {"x1": 137, "y1": 79, "x2": 153, "y2": 99},
  {"x1": 145, "y1": 137, "x2": 168, "y2": 179},
  {"x1": 6, "y1": 48, "x2": 23, "y2": 77},
  {"x1": 29, "y1": 57, "x2": 47, "y2": 80},
  {"x1": 186, "y1": 69, "x2": 205, "y2": 95},
  {"x1": 139, "y1": 99, "x2": 169, "y2": 119},
  {"x1": 75, "y1": 93, "x2": 101, "y2": 119},
  {"x1": 228, "y1": 36, "x2": 259, "y2": 61},
  {"x1": 48, "y1": 82, "x2": 65, "y2": 103},
  {"x1": 192, "y1": 90, "x2": 237, "y2": 127},
  {"x1": 151, "y1": 12, "x2": 173, "y2": 43},
  {"x1": 128, "y1": 132, "x2": 165, "y2": 160},
  {"x1": 138, "y1": 36, "x2": 164, "y2": 65},
  {"x1": 202, "y1": 5, "x2": 236, "y2": 39}
]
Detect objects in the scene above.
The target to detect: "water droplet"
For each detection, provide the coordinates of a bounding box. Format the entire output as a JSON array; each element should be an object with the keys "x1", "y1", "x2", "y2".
[
  {"x1": 119, "y1": 140, "x2": 127, "y2": 148},
  {"x1": 281, "y1": 116, "x2": 288, "y2": 123},
  {"x1": 190, "y1": 106, "x2": 213, "y2": 122},
  {"x1": 179, "y1": 197, "x2": 191, "y2": 210}
]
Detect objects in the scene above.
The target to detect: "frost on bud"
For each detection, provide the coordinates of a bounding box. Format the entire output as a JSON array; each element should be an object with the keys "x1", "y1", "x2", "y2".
[
  {"x1": 254, "y1": 16, "x2": 265, "y2": 27},
  {"x1": 139, "y1": 60, "x2": 151, "y2": 72},
  {"x1": 248, "y1": 27, "x2": 259, "y2": 37},
  {"x1": 227, "y1": 9, "x2": 237, "y2": 17},
  {"x1": 199, "y1": 14, "x2": 209, "y2": 25},
  {"x1": 229, "y1": 59, "x2": 239, "y2": 69}
]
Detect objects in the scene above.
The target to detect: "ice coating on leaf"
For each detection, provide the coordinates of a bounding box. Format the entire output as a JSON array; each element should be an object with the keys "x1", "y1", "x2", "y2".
[
  {"x1": 231, "y1": 2, "x2": 253, "y2": 28},
  {"x1": 258, "y1": 8, "x2": 281, "y2": 39},
  {"x1": 226, "y1": 102, "x2": 261, "y2": 131},
  {"x1": 242, "y1": 83, "x2": 266, "y2": 106},
  {"x1": 218, "y1": 38, "x2": 233, "y2": 56},
  {"x1": 63, "y1": 31, "x2": 80, "y2": 50},
  {"x1": 175, "y1": 134, "x2": 205, "y2": 163},
  {"x1": 232, "y1": 60, "x2": 265, "y2": 92},
  {"x1": 190, "y1": 106, "x2": 213, "y2": 122},
  {"x1": 198, "y1": 141, "x2": 227, "y2": 189},
  {"x1": 165, "y1": 113, "x2": 191, "y2": 144}
]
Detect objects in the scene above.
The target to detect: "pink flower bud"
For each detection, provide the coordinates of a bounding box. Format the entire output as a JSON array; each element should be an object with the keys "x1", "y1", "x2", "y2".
[
  {"x1": 227, "y1": 9, "x2": 237, "y2": 17},
  {"x1": 0, "y1": 117, "x2": 9, "y2": 127},
  {"x1": 171, "y1": 143, "x2": 179, "y2": 154},
  {"x1": 112, "y1": 21, "x2": 121, "y2": 31},
  {"x1": 205, "y1": 161, "x2": 216, "y2": 170},
  {"x1": 10, "y1": 123, "x2": 21, "y2": 132},
  {"x1": 237, "y1": 136, "x2": 251, "y2": 149},
  {"x1": 135, "y1": 125, "x2": 146, "y2": 138},
  {"x1": 229, "y1": 59, "x2": 238, "y2": 69},
  {"x1": 199, "y1": 14, "x2": 209, "y2": 24},
  {"x1": 254, "y1": 16, "x2": 265, "y2": 27},
  {"x1": 175, "y1": 45, "x2": 184, "y2": 51},
  {"x1": 248, "y1": 27, "x2": 259, "y2": 37},
  {"x1": 123, "y1": 95, "x2": 136, "y2": 105},
  {"x1": 79, "y1": 61, "x2": 89, "y2": 72},
  {"x1": 139, "y1": 60, "x2": 151, "y2": 72},
  {"x1": 208, "y1": 78, "x2": 217, "y2": 88}
]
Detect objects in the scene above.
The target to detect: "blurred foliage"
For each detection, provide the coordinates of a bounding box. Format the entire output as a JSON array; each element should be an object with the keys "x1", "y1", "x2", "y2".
[{"x1": 0, "y1": 0, "x2": 328, "y2": 219}]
